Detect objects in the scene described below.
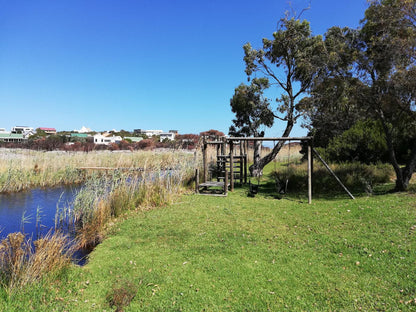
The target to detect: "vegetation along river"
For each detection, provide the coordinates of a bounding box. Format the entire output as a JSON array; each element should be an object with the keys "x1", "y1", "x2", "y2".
[{"x1": 0, "y1": 185, "x2": 88, "y2": 264}]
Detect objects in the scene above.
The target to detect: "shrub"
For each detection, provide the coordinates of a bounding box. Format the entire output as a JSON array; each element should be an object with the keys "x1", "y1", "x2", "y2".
[{"x1": 324, "y1": 120, "x2": 388, "y2": 164}]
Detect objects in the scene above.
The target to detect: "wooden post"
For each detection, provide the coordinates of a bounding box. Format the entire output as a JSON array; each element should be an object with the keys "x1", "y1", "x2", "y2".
[
  {"x1": 203, "y1": 137, "x2": 207, "y2": 183},
  {"x1": 224, "y1": 168, "x2": 228, "y2": 196},
  {"x1": 195, "y1": 168, "x2": 199, "y2": 194},
  {"x1": 230, "y1": 140, "x2": 234, "y2": 192},
  {"x1": 307, "y1": 143, "x2": 312, "y2": 204},
  {"x1": 244, "y1": 154, "x2": 248, "y2": 184}
]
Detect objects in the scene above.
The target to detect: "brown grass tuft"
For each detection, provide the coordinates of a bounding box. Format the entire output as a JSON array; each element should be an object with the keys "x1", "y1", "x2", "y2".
[{"x1": 0, "y1": 231, "x2": 74, "y2": 294}]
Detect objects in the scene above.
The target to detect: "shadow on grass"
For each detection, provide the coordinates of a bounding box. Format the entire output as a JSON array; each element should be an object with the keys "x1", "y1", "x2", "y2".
[{"x1": 232, "y1": 180, "x2": 401, "y2": 202}]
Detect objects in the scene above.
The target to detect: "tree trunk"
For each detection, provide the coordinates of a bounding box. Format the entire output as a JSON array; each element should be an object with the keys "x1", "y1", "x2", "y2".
[
  {"x1": 381, "y1": 117, "x2": 416, "y2": 191},
  {"x1": 251, "y1": 140, "x2": 263, "y2": 176},
  {"x1": 249, "y1": 121, "x2": 294, "y2": 177},
  {"x1": 397, "y1": 140, "x2": 416, "y2": 191}
]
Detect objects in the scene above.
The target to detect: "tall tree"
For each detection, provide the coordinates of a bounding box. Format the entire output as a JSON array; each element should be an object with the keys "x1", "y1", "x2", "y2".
[
  {"x1": 355, "y1": 0, "x2": 416, "y2": 190},
  {"x1": 229, "y1": 78, "x2": 274, "y2": 166},
  {"x1": 305, "y1": 0, "x2": 416, "y2": 190},
  {"x1": 242, "y1": 17, "x2": 324, "y2": 176}
]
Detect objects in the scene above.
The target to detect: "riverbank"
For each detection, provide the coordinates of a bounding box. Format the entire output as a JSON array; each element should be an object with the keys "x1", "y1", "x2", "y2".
[{"x1": 1, "y1": 171, "x2": 415, "y2": 311}]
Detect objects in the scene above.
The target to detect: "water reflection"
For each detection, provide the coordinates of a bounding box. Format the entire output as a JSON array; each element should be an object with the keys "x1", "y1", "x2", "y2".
[{"x1": 0, "y1": 186, "x2": 87, "y2": 264}]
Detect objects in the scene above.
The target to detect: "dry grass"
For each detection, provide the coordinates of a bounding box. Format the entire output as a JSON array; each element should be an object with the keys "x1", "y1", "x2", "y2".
[
  {"x1": 60, "y1": 155, "x2": 197, "y2": 250},
  {"x1": 0, "y1": 231, "x2": 74, "y2": 294},
  {"x1": 204, "y1": 142, "x2": 302, "y2": 168},
  {"x1": 0, "y1": 149, "x2": 196, "y2": 193}
]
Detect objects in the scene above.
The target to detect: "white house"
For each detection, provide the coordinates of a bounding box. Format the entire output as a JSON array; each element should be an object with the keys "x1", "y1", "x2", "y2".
[
  {"x1": 135, "y1": 129, "x2": 164, "y2": 137},
  {"x1": 74, "y1": 126, "x2": 92, "y2": 133},
  {"x1": 160, "y1": 132, "x2": 176, "y2": 141},
  {"x1": 93, "y1": 134, "x2": 122, "y2": 145},
  {"x1": 12, "y1": 126, "x2": 35, "y2": 139}
]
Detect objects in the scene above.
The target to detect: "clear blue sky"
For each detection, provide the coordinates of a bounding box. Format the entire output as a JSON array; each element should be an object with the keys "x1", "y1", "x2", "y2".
[{"x1": 0, "y1": 0, "x2": 368, "y2": 135}]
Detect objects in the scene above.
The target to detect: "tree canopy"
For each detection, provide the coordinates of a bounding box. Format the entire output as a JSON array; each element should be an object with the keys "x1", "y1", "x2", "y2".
[
  {"x1": 303, "y1": 0, "x2": 416, "y2": 190},
  {"x1": 231, "y1": 0, "x2": 416, "y2": 189},
  {"x1": 232, "y1": 17, "x2": 324, "y2": 176}
]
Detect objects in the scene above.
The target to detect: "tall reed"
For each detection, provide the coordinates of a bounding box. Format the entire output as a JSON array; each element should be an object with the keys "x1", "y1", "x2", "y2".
[
  {"x1": 0, "y1": 149, "x2": 196, "y2": 193},
  {"x1": 0, "y1": 231, "x2": 74, "y2": 294},
  {"x1": 58, "y1": 154, "x2": 197, "y2": 250}
]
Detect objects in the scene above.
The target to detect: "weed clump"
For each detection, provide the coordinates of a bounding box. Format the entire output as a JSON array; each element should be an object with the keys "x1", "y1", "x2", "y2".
[{"x1": 106, "y1": 280, "x2": 138, "y2": 312}]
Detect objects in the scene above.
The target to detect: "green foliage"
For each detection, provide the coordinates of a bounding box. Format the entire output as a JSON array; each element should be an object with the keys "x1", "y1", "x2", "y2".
[
  {"x1": 324, "y1": 120, "x2": 388, "y2": 163},
  {"x1": 229, "y1": 78, "x2": 273, "y2": 137}
]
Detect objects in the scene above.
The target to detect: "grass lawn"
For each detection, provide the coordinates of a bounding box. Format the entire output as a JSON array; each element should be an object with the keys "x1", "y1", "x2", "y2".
[{"x1": 2, "y1": 171, "x2": 416, "y2": 311}]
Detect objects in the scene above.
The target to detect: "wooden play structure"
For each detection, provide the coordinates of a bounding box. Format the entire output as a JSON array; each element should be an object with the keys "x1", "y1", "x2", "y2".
[
  {"x1": 195, "y1": 136, "x2": 314, "y2": 202},
  {"x1": 195, "y1": 135, "x2": 355, "y2": 204}
]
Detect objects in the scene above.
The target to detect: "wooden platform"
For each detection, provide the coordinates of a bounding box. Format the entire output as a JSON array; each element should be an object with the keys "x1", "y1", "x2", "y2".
[
  {"x1": 199, "y1": 181, "x2": 226, "y2": 188},
  {"x1": 197, "y1": 181, "x2": 229, "y2": 196}
]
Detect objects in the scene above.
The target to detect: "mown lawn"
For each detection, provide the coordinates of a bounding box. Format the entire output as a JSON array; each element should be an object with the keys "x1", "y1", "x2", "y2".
[{"x1": 1, "y1": 180, "x2": 416, "y2": 311}]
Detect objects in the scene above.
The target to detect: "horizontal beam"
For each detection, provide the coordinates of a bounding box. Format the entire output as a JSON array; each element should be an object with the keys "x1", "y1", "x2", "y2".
[{"x1": 226, "y1": 136, "x2": 313, "y2": 142}]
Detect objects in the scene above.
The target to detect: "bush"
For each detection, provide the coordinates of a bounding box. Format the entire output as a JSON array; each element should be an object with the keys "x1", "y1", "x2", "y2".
[{"x1": 325, "y1": 120, "x2": 388, "y2": 164}]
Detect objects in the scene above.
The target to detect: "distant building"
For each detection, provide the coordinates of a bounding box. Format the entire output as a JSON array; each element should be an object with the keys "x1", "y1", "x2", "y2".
[
  {"x1": 12, "y1": 126, "x2": 34, "y2": 134},
  {"x1": 11, "y1": 126, "x2": 35, "y2": 138},
  {"x1": 70, "y1": 133, "x2": 89, "y2": 142},
  {"x1": 160, "y1": 132, "x2": 176, "y2": 141},
  {"x1": 0, "y1": 133, "x2": 25, "y2": 143},
  {"x1": 39, "y1": 127, "x2": 57, "y2": 135},
  {"x1": 74, "y1": 126, "x2": 92, "y2": 133},
  {"x1": 0, "y1": 128, "x2": 9, "y2": 133},
  {"x1": 93, "y1": 133, "x2": 122, "y2": 145},
  {"x1": 123, "y1": 137, "x2": 143, "y2": 143},
  {"x1": 134, "y1": 129, "x2": 164, "y2": 137}
]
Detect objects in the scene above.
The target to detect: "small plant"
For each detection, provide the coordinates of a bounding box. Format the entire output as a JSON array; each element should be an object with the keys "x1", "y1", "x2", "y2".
[{"x1": 106, "y1": 279, "x2": 138, "y2": 312}]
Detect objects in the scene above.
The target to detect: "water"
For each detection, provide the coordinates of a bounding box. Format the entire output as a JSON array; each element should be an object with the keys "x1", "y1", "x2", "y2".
[{"x1": 0, "y1": 185, "x2": 87, "y2": 264}]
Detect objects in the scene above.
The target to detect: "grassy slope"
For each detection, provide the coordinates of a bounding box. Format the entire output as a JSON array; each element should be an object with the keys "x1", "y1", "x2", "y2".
[{"x1": 2, "y1": 174, "x2": 416, "y2": 311}]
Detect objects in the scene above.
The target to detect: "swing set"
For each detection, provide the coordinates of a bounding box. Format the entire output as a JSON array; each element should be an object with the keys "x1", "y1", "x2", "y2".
[
  {"x1": 196, "y1": 136, "x2": 314, "y2": 202},
  {"x1": 195, "y1": 135, "x2": 356, "y2": 203}
]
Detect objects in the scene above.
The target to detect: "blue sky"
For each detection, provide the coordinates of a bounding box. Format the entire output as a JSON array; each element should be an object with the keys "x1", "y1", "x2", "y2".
[{"x1": 0, "y1": 0, "x2": 368, "y2": 136}]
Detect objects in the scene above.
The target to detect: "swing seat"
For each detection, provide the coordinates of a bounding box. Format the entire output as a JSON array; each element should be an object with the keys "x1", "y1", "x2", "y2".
[
  {"x1": 248, "y1": 180, "x2": 259, "y2": 196},
  {"x1": 274, "y1": 176, "x2": 288, "y2": 194}
]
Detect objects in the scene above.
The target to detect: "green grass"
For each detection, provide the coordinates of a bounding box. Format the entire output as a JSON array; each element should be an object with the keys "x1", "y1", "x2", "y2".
[{"x1": 1, "y1": 165, "x2": 416, "y2": 311}]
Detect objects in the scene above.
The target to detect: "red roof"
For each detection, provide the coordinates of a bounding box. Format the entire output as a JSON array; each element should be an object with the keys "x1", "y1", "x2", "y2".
[{"x1": 39, "y1": 127, "x2": 56, "y2": 131}]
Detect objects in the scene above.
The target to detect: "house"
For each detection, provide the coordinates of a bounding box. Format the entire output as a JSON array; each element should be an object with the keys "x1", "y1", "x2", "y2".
[
  {"x1": 93, "y1": 133, "x2": 122, "y2": 145},
  {"x1": 39, "y1": 127, "x2": 57, "y2": 135},
  {"x1": 0, "y1": 128, "x2": 8, "y2": 133},
  {"x1": 123, "y1": 137, "x2": 143, "y2": 143},
  {"x1": 160, "y1": 132, "x2": 176, "y2": 141},
  {"x1": 74, "y1": 126, "x2": 92, "y2": 133},
  {"x1": 0, "y1": 133, "x2": 25, "y2": 143},
  {"x1": 134, "y1": 129, "x2": 164, "y2": 137},
  {"x1": 11, "y1": 126, "x2": 35, "y2": 138},
  {"x1": 70, "y1": 133, "x2": 89, "y2": 142}
]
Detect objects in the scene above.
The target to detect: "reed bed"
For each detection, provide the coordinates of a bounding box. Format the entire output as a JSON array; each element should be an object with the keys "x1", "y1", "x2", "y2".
[
  {"x1": 56, "y1": 154, "x2": 197, "y2": 251},
  {"x1": 0, "y1": 148, "x2": 196, "y2": 193},
  {"x1": 0, "y1": 148, "x2": 197, "y2": 295}
]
